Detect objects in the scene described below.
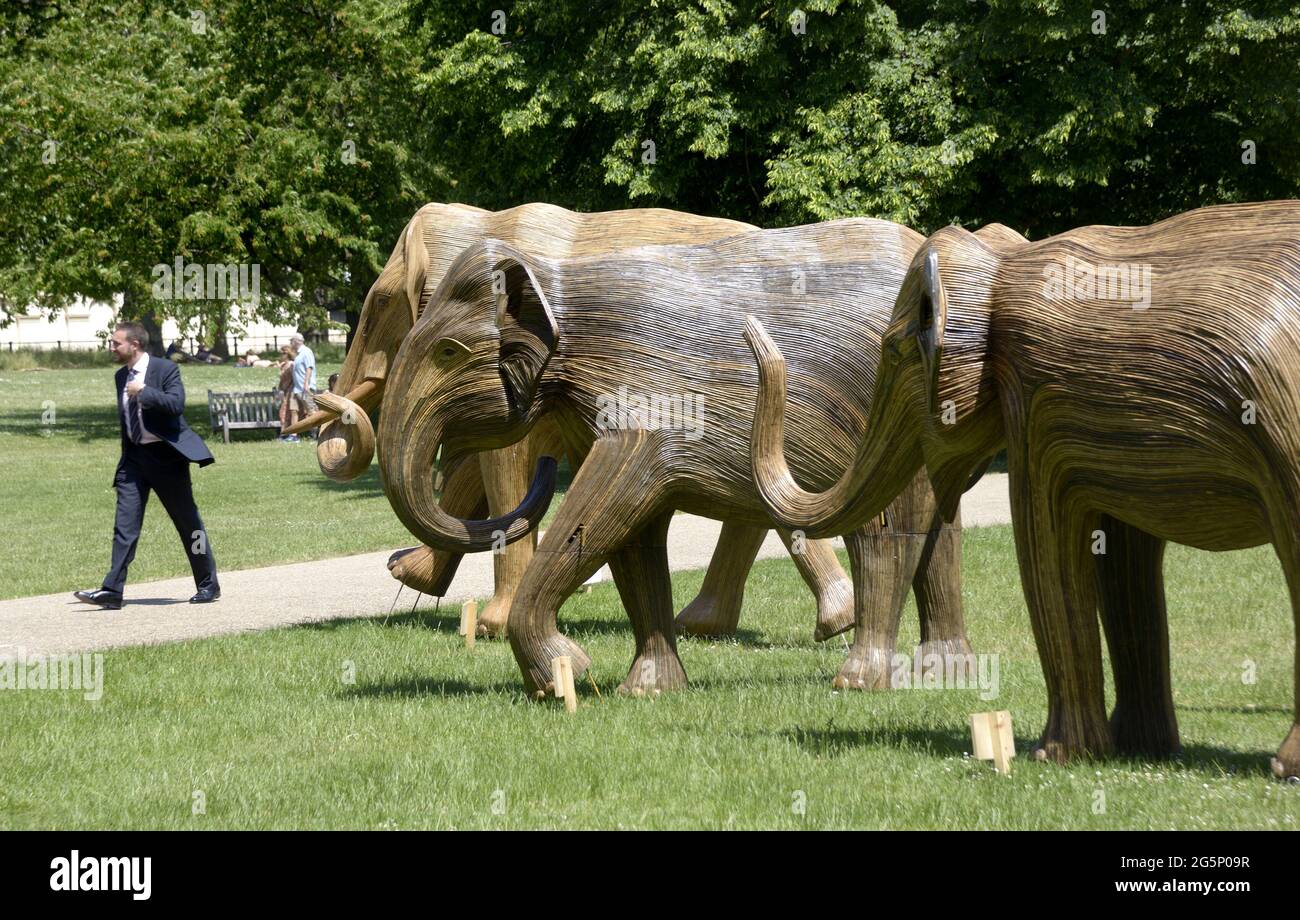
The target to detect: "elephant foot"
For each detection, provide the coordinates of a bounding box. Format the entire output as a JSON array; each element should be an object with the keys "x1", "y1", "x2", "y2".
[
  {"x1": 915, "y1": 637, "x2": 976, "y2": 681},
  {"x1": 1109, "y1": 704, "x2": 1180, "y2": 760},
  {"x1": 1271, "y1": 723, "x2": 1300, "y2": 782},
  {"x1": 476, "y1": 593, "x2": 512, "y2": 639},
  {"x1": 812, "y1": 577, "x2": 855, "y2": 642},
  {"x1": 831, "y1": 645, "x2": 894, "y2": 691},
  {"x1": 617, "y1": 639, "x2": 688, "y2": 696},
  {"x1": 387, "y1": 545, "x2": 425, "y2": 579},
  {"x1": 1032, "y1": 715, "x2": 1114, "y2": 764},
  {"x1": 518, "y1": 633, "x2": 592, "y2": 700},
  {"x1": 386, "y1": 544, "x2": 459, "y2": 596},
  {"x1": 674, "y1": 593, "x2": 741, "y2": 638}
]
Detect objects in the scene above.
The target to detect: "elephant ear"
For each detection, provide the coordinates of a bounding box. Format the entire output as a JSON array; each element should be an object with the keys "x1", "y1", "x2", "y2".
[
  {"x1": 493, "y1": 252, "x2": 559, "y2": 415},
  {"x1": 405, "y1": 215, "x2": 433, "y2": 324},
  {"x1": 917, "y1": 247, "x2": 948, "y2": 415}
]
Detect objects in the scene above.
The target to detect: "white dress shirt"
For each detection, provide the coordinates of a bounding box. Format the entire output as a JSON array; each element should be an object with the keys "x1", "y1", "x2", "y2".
[{"x1": 121, "y1": 352, "x2": 161, "y2": 444}]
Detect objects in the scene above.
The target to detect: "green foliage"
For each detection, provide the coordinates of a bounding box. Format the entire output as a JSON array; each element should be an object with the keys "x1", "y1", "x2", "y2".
[
  {"x1": 3, "y1": 0, "x2": 1299, "y2": 331},
  {"x1": 944, "y1": 0, "x2": 1300, "y2": 232},
  {"x1": 0, "y1": 0, "x2": 423, "y2": 333},
  {"x1": 407, "y1": 0, "x2": 1300, "y2": 234}
]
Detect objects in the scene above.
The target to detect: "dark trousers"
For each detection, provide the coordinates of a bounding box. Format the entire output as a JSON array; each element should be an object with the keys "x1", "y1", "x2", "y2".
[{"x1": 103, "y1": 441, "x2": 219, "y2": 594}]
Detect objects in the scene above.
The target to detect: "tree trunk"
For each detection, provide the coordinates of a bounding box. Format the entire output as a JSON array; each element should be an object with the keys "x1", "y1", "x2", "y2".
[
  {"x1": 122, "y1": 291, "x2": 166, "y2": 356},
  {"x1": 345, "y1": 308, "x2": 360, "y2": 353},
  {"x1": 212, "y1": 306, "x2": 231, "y2": 359}
]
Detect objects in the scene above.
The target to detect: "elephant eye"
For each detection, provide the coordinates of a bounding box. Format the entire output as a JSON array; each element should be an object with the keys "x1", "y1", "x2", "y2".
[{"x1": 433, "y1": 337, "x2": 470, "y2": 369}]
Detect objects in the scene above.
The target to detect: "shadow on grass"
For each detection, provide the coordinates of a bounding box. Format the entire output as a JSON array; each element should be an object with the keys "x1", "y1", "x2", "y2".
[
  {"x1": 1169, "y1": 743, "x2": 1286, "y2": 777},
  {"x1": 294, "y1": 608, "x2": 773, "y2": 646},
  {"x1": 1, "y1": 406, "x2": 124, "y2": 442},
  {"x1": 781, "y1": 725, "x2": 971, "y2": 758},
  {"x1": 0, "y1": 404, "x2": 249, "y2": 444},
  {"x1": 298, "y1": 607, "x2": 609, "y2": 636},
  {"x1": 1178, "y1": 704, "x2": 1292, "y2": 716},
  {"x1": 686, "y1": 669, "x2": 835, "y2": 693},
  {"x1": 674, "y1": 627, "x2": 770, "y2": 646},
  {"x1": 777, "y1": 724, "x2": 1284, "y2": 778},
  {"x1": 341, "y1": 676, "x2": 525, "y2": 701},
  {"x1": 295, "y1": 464, "x2": 387, "y2": 499},
  {"x1": 297, "y1": 607, "x2": 463, "y2": 633}
]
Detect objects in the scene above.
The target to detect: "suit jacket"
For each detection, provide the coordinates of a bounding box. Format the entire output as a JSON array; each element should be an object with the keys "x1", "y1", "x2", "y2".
[{"x1": 114, "y1": 356, "x2": 215, "y2": 483}]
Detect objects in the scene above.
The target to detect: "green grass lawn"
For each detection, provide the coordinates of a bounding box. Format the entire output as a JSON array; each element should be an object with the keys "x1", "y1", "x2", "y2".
[
  {"x1": 1, "y1": 526, "x2": 1295, "y2": 829},
  {"x1": 0, "y1": 363, "x2": 430, "y2": 599}
]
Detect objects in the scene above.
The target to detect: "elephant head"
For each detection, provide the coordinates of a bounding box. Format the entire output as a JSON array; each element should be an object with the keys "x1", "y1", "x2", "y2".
[
  {"x1": 284, "y1": 213, "x2": 433, "y2": 481},
  {"x1": 377, "y1": 239, "x2": 561, "y2": 553},
  {"x1": 746, "y1": 224, "x2": 1021, "y2": 538}
]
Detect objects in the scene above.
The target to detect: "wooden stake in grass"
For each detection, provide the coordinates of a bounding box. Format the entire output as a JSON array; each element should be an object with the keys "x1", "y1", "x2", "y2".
[
  {"x1": 970, "y1": 710, "x2": 1015, "y2": 775},
  {"x1": 552, "y1": 655, "x2": 578, "y2": 713},
  {"x1": 462, "y1": 600, "x2": 477, "y2": 649}
]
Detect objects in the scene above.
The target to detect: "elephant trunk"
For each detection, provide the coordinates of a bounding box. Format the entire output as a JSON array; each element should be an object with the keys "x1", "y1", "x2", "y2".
[
  {"x1": 378, "y1": 403, "x2": 556, "y2": 554},
  {"x1": 744, "y1": 315, "x2": 919, "y2": 539}
]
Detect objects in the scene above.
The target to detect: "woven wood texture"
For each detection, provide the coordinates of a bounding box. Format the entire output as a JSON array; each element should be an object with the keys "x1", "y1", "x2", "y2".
[
  {"x1": 378, "y1": 218, "x2": 971, "y2": 696},
  {"x1": 290, "y1": 202, "x2": 861, "y2": 640},
  {"x1": 745, "y1": 201, "x2": 1300, "y2": 777}
]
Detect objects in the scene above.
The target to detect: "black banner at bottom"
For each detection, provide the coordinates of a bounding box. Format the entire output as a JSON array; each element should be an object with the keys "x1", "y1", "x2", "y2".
[{"x1": 1, "y1": 830, "x2": 1283, "y2": 905}]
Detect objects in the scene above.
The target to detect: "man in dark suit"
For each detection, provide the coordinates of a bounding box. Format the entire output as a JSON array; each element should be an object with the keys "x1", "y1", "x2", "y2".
[{"x1": 74, "y1": 322, "x2": 221, "y2": 609}]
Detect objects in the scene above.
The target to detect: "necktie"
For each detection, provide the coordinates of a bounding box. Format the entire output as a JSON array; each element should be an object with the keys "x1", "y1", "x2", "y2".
[{"x1": 126, "y1": 369, "x2": 142, "y2": 444}]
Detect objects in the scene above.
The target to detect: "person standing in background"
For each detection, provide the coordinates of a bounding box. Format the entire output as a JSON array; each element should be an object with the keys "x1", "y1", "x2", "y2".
[
  {"x1": 276, "y1": 344, "x2": 297, "y2": 441},
  {"x1": 288, "y1": 333, "x2": 317, "y2": 439}
]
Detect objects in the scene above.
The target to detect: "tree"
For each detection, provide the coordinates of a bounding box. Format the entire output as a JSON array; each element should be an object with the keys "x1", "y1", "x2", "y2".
[
  {"x1": 403, "y1": 0, "x2": 1300, "y2": 236},
  {"x1": 4, "y1": 0, "x2": 1298, "y2": 342},
  {"x1": 0, "y1": 0, "x2": 424, "y2": 347}
]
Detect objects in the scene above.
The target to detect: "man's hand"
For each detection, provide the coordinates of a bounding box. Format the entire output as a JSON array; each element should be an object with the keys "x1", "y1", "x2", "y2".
[{"x1": 126, "y1": 378, "x2": 145, "y2": 398}]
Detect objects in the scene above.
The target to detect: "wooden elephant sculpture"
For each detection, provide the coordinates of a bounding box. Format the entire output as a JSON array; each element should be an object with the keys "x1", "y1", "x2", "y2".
[
  {"x1": 377, "y1": 218, "x2": 975, "y2": 696},
  {"x1": 745, "y1": 201, "x2": 1300, "y2": 779},
  {"x1": 287, "y1": 201, "x2": 856, "y2": 640}
]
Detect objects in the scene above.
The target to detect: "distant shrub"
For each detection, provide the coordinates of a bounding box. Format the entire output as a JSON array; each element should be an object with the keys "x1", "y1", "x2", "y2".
[{"x1": 0, "y1": 347, "x2": 116, "y2": 371}]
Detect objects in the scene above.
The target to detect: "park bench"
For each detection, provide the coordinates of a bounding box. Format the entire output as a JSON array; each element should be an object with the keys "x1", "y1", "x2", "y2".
[{"x1": 207, "y1": 389, "x2": 282, "y2": 443}]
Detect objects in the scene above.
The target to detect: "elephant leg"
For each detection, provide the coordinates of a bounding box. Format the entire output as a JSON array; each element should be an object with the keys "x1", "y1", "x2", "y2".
[
  {"x1": 508, "y1": 432, "x2": 669, "y2": 698},
  {"x1": 387, "y1": 455, "x2": 486, "y2": 595},
  {"x1": 477, "y1": 438, "x2": 539, "y2": 638},
  {"x1": 776, "y1": 529, "x2": 856, "y2": 642},
  {"x1": 1006, "y1": 450, "x2": 1112, "y2": 763},
  {"x1": 675, "y1": 521, "x2": 766, "y2": 637},
  {"x1": 903, "y1": 472, "x2": 973, "y2": 672},
  {"x1": 1271, "y1": 505, "x2": 1300, "y2": 780},
  {"x1": 1094, "y1": 515, "x2": 1179, "y2": 759},
  {"x1": 609, "y1": 511, "x2": 687, "y2": 694},
  {"x1": 835, "y1": 510, "x2": 926, "y2": 690}
]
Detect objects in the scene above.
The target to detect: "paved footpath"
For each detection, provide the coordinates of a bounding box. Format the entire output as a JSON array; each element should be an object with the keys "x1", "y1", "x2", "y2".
[{"x1": 0, "y1": 475, "x2": 1009, "y2": 655}]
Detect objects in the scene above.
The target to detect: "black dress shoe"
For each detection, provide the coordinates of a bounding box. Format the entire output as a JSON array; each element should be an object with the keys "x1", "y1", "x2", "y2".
[
  {"x1": 190, "y1": 587, "x2": 221, "y2": 604},
  {"x1": 73, "y1": 588, "x2": 123, "y2": 610}
]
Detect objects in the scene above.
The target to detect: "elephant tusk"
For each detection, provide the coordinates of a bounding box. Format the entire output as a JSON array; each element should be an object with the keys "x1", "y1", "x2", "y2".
[
  {"x1": 315, "y1": 384, "x2": 380, "y2": 482},
  {"x1": 281, "y1": 407, "x2": 336, "y2": 436},
  {"x1": 282, "y1": 378, "x2": 382, "y2": 436}
]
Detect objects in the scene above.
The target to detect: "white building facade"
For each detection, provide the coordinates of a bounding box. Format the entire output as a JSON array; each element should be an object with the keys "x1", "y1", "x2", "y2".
[{"x1": 0, "y1": 297, "x2": 345, "y2": 353}]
